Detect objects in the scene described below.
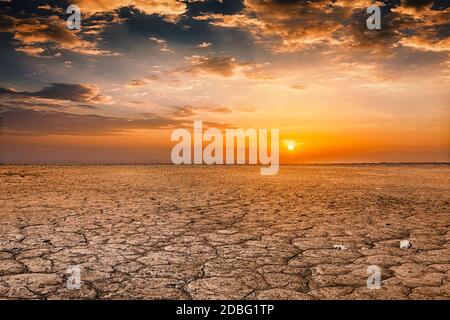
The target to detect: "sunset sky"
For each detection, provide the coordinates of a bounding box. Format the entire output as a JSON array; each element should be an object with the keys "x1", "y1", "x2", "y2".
[{"x1": 0, "y1": 0, "x2": 449, "y2": 164}]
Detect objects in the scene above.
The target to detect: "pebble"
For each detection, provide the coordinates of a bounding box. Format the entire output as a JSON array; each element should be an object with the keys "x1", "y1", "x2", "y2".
[{"x1": 400, "y1": 240, "x2": 411, "y2": 249}]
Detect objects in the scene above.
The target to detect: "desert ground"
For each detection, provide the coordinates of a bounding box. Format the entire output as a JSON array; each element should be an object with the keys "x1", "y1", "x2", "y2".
[{"x1": 0, "y1": 164, "x2": 449, "y2": 299}]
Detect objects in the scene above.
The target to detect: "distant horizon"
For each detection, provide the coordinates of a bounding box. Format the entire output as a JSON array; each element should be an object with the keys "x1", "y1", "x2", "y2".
[{"x1": 2, "y1": 162, "x2": 449, "y2": 166}]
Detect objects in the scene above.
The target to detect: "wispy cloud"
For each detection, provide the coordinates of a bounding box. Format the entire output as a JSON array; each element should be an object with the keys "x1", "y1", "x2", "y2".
[{"x1": 149, "y1": 37, "x2": 173, "y2": 52}]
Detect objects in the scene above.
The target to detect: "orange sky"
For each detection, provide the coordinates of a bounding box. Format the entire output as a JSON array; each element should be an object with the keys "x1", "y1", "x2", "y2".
[{"x1": 0, "y1": 0, "x2": 449, "y2": 163}]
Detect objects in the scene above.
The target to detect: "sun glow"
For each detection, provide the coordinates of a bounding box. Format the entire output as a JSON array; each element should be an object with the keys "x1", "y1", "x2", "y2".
[{"x1": 285, "y1": 140, "x2": 296, "y2": 152}]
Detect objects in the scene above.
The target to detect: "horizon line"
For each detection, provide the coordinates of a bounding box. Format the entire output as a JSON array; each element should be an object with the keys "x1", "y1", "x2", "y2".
[{"x1": 1, "y1": 162, "x2": 449, "y2": 166}]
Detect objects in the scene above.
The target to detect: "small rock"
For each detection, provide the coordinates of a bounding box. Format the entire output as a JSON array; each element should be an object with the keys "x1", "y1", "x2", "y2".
[
  {"x1": 333, "y1": 244, "x2": 347, "y2": 250},
  {"x1": 400, "y1": 240, "x2": 411, "y2": 249}
]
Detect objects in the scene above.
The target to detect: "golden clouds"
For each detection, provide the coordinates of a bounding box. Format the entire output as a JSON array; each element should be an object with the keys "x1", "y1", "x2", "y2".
[
  {"x1": 1, "y1": 15, "x2": 111, "y2": 56},
  {"x1": 1, "y1": 0, "x2": 447, "y2": 58},
  {"x1": 194, "y1": 0, "x2": 349, "y2": 52},
  {"x1": 73, "y1": 0, "x2": 186, "y2": 21},
  {"x1": 400, "y1": 35, "x2": 450, "y2": 52},
  {"x1": 175, "y1": 55, "x2": 272, "y2": 80},
  {"x1": 178, "y1": 55, "x2": 239, "y2": 77},
  {"x1": 14, "y1": 45, "x2": 45, "y2": 57},
  {"x1": 194, "y1": 0, "x2": 448, "y2": 54}
]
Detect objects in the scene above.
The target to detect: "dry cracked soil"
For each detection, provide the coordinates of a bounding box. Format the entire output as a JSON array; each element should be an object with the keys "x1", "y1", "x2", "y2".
[{"x1": 0, "y1": 164, "x2": 449, "y2": 300}]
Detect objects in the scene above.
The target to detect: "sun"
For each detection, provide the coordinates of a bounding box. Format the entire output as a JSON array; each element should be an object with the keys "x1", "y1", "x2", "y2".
[
  {"x1": 288, "y1": 143, "x2": 295, "y2": 151},
  {"x1": 285, "y1": 140, "x2": 296, "y2": 152}
]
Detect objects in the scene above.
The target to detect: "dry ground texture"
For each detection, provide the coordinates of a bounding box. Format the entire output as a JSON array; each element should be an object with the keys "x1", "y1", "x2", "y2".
[{"x1": 0, "y1": 164, "x2": 449, "y2": 300}]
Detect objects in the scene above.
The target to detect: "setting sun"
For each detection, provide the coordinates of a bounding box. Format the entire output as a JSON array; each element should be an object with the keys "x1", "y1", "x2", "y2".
[{"x1": 285, "y1": 140, "x2": 296, "y2": 152}]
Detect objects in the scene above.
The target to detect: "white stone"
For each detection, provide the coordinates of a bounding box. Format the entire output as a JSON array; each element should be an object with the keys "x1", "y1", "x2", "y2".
[
  {"x1": 333, "y1": 244, "x2": 347, "y2": 250},
  {"x1": 400, "y1": 240, "x2": 411, "y2": 249}
]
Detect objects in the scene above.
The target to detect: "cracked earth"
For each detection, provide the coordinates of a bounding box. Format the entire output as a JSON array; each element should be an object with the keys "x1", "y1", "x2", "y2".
[{"x1": 0, "y1": 164, "x2": 449, "y2": 300}]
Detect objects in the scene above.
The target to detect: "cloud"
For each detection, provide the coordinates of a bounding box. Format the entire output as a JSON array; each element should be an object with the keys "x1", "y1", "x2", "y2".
[
  {"x1": 177, "y1": 55, "x2": 239, "y2": 77},
  {"x1": 193, "y1": 0, "x2": 448, "y2": 55},
  {"x1": 0, "y1": 107, "x2": 187, "y2": 135},
  {"x1": 149, "y1": 36, "x2": 173, "y2": 52},
  {"x1": 174, "y1": 55, "x2": 273, "y2": 79},
  {"x1": 208, "y1": 106, "x2": 233, "y2": 114},
  {"x1": 0, "y1": 104, "x2": 233, "y2": 136},
  {"x1": 193, "y1": 0, "x2": 352, "y2": 52},
  {"x1": 342, "y1": 12, "x2": 403, "y2": 54},
  {"x1": 0, "y1": 83, "x2": 110, "y2": 103},
  {"x1": 0, "y1": 99, "x2": 99, "y2": 112},
  {"x1": 170, "y1": 105, "x2": 233, "y2": 117},
  {"x1": 393, "y1": 0, "x2": 434, "y2": 15},
  {"x1": 170, "y1": 105, "x2": 197, "y2": 117},
  {"x1": 73, "y1": 0, "x2": 187, "y2": 22},
  {"x1": 0, "y1": 87, "x2": 16, "y2": 95},
  {"x1": 388, "y1": 3, "x2": 449, "y2": 54},
  {"x1": 32, "y1": 83, "x2": 110, "y2": 103},
  {"x1": 291, "y1": 84, "x2": 306, "y2": 90},
  {"x1": 400, "y1": 35, "x2": 450, "y2": 52},
  {"x1": 0, "y1": 15, "x2": 111, "y2": 56},
  {"x1": 127, "y1": 75, "x2": 159, "y2": 87},
  {"x1": 14, "y1": 45, "x2": 45, "y2": 57},
  {"x1": 197, "y1": 42, "x2": 212, "y2": 48},
  {"x1": 127, "y1": 79, "x2": 150, "y2": 87}
]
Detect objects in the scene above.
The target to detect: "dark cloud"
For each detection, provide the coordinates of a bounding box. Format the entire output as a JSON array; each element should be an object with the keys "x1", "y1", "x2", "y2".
[
  {"x1": 186, "y1": 0, "x2": 245, "y2": 16},
  {"x1": 0, "y1": 107, "x2": 187, "y2": 135},
  {"x1": 0, "y1": 105, "x2": 233, "y2": 136},
  {"x1": 0, "y1": 1, "x2": 71, "y2": 15},
  {"x1": 401, "y1": 0, "x2": 434, "y2": 12},
  {"x1": 0, "y1": 87, "x2": 15, "y2": 95},
  {"x1": 31, "y1": 83, "x2": 109, "y2": 103},
  {"x1": 343, "y1": 8, "x2": 403, "y2": 54},
  {"x1": 0, "y1": 83, "x2": 110, "y2": 103}
]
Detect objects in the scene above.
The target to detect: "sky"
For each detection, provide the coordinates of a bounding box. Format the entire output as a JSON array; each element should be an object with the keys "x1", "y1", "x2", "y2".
[{"x1": 0, "y1": 0, "x2": 449, "y2": 164}]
